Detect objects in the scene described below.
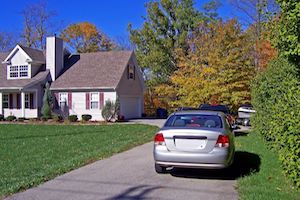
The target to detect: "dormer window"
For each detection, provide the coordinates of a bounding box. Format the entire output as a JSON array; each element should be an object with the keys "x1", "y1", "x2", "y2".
[
  {"x1": 9, "y1": 65, "x2": 29, "y2": 78},
  {"x1": 128, "y1": 65, "x2": 135, "y2": 80}
]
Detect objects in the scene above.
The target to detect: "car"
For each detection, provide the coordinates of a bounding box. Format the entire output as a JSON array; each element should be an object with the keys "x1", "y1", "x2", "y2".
[
  {"x1": 199, "y1": 104, "x2": 234, "y2": 126},
  {"x1": 177, "y1": 107, "x2": 198, "y2": 111},
  {"x1": 236, "y1": 104, "x2": 255, "y2": 126},
  {"x1": 153, "y1": 110, "x2": 235, "y2": 173}
]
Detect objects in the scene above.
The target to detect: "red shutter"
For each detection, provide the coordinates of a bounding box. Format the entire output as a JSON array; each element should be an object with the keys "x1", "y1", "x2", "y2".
[
  {"x1": 86, "y1": 93, "x2": 90, "y2": 110},
  {"x1": 68, "y1": 92, "x2": 72, "y2": 109},
  {"x1": 16, "y1": 94, "x2": 21, "y2": 109},
  {"x1": 99, "y1": 92, "x2": 104, "y2": 109},
  {"x1": 30, "y1": 93, "x2": 34, "y2": 109},
  {"x1": 9, "y1": 94, "x2": 13, "y2": 109},
  {"x1": 54, "y1": 93, "x2": 59, "y2": 109}
]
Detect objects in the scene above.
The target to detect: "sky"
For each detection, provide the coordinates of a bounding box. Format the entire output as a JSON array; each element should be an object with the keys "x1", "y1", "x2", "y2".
[{"x1": 0, "y1": 0, "x2": 239, "y2": 41}]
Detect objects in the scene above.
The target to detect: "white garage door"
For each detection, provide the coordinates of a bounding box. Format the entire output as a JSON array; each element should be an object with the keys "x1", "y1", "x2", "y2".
[{"x1": 121, "y1": 97, "x2": 141, "y2": 119}]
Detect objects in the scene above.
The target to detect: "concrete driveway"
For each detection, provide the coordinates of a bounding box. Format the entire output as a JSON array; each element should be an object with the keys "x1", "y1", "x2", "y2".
[{"x1": 6, "y1": 119, "x2": 238, "y2": 200}]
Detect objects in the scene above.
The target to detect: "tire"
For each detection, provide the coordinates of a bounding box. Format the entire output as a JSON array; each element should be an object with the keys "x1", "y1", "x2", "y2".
[{"x1": 155, "y1": 163, "x2": 167, "y2": 174}]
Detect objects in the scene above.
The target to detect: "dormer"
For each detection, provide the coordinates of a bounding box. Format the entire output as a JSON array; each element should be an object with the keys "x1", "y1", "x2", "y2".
[{"x1": 2, "y1": 45, "x2": 45, "y2": 80}]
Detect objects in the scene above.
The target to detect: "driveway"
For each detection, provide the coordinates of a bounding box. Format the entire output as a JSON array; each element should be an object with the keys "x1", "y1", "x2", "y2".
[{"x1": 6, "y1": 119, "x2": 238, "y2": 200}]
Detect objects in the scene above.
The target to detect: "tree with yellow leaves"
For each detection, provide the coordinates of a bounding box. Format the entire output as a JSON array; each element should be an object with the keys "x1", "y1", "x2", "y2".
[
  {"x1": 61, "y1": 22, "x2": 115, "y2": 53},
  {"x1": 164, "y1": 19, "x2": 256, "y2": 110}
]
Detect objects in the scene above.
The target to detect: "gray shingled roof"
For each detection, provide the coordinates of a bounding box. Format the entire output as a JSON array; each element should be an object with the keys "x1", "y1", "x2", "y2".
[
  {"x1": 51, "y1": 51, "x2": 133, "y2": 90},
  {"x1": 19, "y1": 45, "x2": 45, "y2": 63},
  {"x1": 0, "y1": 52, "x2": 50, "y2": 89}
]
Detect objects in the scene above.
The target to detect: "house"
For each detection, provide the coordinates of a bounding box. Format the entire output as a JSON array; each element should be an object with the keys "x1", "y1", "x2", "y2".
[{"x1": 0, "y1": 36, "x2": 144, "y2": 120}]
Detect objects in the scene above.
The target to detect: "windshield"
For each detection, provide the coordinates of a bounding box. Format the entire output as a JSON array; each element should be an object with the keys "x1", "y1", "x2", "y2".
[
  {"x1": 199, "y1": 105, "x2": 229, "y2": 114},
  {"x1": 164, "y1": 114, "x2": 223, "y2": 128}
]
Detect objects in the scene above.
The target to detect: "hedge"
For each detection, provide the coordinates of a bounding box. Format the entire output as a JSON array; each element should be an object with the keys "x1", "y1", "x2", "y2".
[{"x1": 251, "y1": 57, "x2": 300, "y2": 187}]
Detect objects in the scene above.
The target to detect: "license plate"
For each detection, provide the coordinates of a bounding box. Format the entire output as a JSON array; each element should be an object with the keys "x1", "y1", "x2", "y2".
[{"x1": 175, "y1": 139, "x2": 207, "y2": 150}]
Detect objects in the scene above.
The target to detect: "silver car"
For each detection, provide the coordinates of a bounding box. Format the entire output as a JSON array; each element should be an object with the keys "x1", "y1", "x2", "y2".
[{"x1": 153, "y1": 110, "x2": 235, "y2": 173}]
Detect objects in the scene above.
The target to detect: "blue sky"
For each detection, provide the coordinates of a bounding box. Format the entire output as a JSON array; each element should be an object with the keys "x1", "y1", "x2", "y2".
[{"x1": 0, "y1": 0, "x2": 238, "y2": 40}]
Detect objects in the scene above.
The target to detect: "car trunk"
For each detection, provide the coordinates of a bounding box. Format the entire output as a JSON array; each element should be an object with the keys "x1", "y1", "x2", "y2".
[{"x1": 162, "y1": 128, "x2": 221, "y2": 153}]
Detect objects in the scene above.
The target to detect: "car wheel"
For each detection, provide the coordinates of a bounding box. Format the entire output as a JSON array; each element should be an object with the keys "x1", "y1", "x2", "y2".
[{"x1": 155, "y1": 163, "x2": 167, "y2": 174}]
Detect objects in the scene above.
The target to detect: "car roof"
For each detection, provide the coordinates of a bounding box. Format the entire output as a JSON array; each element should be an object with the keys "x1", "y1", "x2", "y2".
[{"x1": 173, "y1": 110, "x2": 225, "y2": 117}]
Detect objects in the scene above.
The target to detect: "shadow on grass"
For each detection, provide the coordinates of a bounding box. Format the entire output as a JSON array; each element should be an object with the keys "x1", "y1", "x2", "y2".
[
  {"x1": 234, "y1": 130, "x2": 250, "y2": 137},
  {"x1": 170, "y1": 151, "x2": 261, "y2": 180}
]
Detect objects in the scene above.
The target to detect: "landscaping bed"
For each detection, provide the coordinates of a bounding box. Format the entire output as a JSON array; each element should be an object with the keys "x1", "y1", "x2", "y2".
[{"x1": 0, "y1": 124, "x2": 159, "y2": 198}]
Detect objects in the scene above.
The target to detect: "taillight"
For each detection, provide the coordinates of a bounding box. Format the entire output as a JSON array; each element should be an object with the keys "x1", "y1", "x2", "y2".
[
  {"x1": 215, "y1": 135, "x2": 229, "y2": 148},
  {"x1": 154, "y1": 133, "x2": 165, "y2": 145}
]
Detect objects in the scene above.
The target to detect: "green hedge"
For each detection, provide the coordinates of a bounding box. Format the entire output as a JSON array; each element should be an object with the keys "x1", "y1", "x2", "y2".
[{"x1": 251, "y1": 57, "x2": 300, "y2": 187}]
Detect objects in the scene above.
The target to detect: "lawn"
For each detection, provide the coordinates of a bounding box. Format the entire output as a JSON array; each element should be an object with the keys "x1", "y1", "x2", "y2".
[
  {"x1": 236, "y1": 130, "x2": 300, "y2": 200},
  {"x1": 0, "y1": 124, "x2": 159, "y2": 198}
]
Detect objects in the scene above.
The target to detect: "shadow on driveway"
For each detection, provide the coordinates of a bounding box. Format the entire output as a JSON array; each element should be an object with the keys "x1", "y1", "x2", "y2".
[{"x1": 170, "y1": 151, "x2": 261, "y2": 180}]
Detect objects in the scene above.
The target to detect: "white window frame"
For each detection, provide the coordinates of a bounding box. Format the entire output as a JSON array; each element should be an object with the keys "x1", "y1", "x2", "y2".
[
  {"x1": 2, "y1": 94, "x2": 9, "y2": 108},
  {"x1": 90, "y1": 92, "x2": 99, "y2": 109},
  {"x1": 9, "y1": 65, "x2": 29, "y2": 78},
  {"x1": 20, "y1": 65, "x2": 29, "y2": 77},
  {"x1": 59, "y1": 93, "x2": 68, "y2": 108}
]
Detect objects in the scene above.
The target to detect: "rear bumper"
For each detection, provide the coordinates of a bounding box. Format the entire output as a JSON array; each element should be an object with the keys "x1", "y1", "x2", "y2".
[
  {"x1": 153, "y1": 145, "x2": 232, "y2": 169},
  {"x1": 155, "y1": 161, "x2": 227, "y2": 169}
]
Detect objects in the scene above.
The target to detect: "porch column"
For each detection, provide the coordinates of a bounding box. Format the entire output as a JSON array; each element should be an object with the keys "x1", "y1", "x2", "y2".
[
  {"x1": 0, "y1": 92, "x2": 2, "y2": 115},
  {"x1": 21, "y1": 91, "x2": 25, "y2": 118}
]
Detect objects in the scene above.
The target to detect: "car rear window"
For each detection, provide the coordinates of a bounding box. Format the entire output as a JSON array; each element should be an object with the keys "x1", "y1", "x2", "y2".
[{"x1": 164, "y1": 114, "x2": 223, "y2": 128}]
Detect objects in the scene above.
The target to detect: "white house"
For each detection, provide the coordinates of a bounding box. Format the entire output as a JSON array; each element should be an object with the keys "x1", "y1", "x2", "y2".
[{"x1": 0, "y1": 36, "x2": 145, "y2": 120}]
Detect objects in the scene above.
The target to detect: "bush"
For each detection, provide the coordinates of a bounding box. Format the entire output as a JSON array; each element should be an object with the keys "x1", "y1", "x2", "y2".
[
  {"x1": 52, "y1": 114, "x2": 63, "y2": 122},
  {"x1": 0, "y1": 114, "x2": 4, "y2": 121},
  {"x1": 17, "y1": 117, "x2": 26, "y2": 122},
  {"x1": 68, "y1": 115, "x2": 78, "y2": 122},
  {"x1": 41, "y1": 116, "x2": 49, "y2": 121},
  {"x1": 6, "y1": 115, "x2": 16, "y2": 121},
  {"x1": 251, "y1": 57, "x2": 300, "y2": 187},
  {"x1": 82, "y1": 114, "x2": 92, "y2": 122},
  {"x1": 101, "y1": 99, "x2": 119, "y2": 122}
]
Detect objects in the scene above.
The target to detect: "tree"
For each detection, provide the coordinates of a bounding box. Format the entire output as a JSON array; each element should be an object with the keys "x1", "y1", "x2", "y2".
[
  {"x1": 41, "y1": 82, "x2": 52, "y2": 119},
  {"x1": 0, "y1": 31, "x2": 15, "y2": 52},
  {"x1": 161, "y1": 20, "x2": 256, "y2": 110},
  {"x1": 273, "y1": 0, "x2": 300, "y2": 63},
  {"x1": 101, "y1": 99, "x2": 119, "y2": 122},
  {"x1": 129, "y1": 0, "x2": 202, "y2": 86},
  {"x1": 230, "y1": 0, "x2": 279, "y2": 70},
  {"x1": 21, "y1": 1, "x2": 58, "y2": 49},
  {"x1": 61, "y1": 22, "x2": 115, "y2": 53}
]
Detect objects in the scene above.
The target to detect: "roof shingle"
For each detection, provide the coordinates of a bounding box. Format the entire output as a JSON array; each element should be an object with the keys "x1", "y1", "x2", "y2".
[{"x1": 51, "y1": 51, "x2": 133, "y2": 90}]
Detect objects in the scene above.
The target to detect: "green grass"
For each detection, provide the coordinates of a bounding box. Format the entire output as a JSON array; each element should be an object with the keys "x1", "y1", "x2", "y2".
[
  {"x1": 0, "y1": 124, "x2": 159, "y2": 198},
  {"x1": 236, "y1": 131, "x2": 300, "y2": 200}
]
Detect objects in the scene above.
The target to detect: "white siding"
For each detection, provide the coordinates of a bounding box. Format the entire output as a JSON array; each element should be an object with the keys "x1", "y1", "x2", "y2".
[
  {"x1": 68, "y1": 91, "x2": 117, "y2": 121},
  {"x1": 0, "y1": 93, "x2": 2, "y2": 115}
]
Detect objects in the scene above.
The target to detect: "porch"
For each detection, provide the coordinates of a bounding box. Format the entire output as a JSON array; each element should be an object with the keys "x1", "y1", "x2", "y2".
[{"x1": 0, "y1": 91, "x2": 38, "y2": 118}]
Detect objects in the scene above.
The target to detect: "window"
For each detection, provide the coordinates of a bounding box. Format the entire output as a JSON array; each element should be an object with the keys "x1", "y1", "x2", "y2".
[
  {"x1": 59, "y1": 93, "x2": 67, "y2": 108},
  {"x1": 2, "y1": 94, "x2": 8, "y2": 108},
  {"x1": 164, "y1": 114, "x2": 223, "y2": 128},
  {"x1": 20, "y1": 66, "x2": 28, "y2": 77},
  {"x1": 9, "y1": 65, "x2": 29, "y2": 78},
  {"x1": 10, "y1": 66, "x2": 19, "y2": 78},
  {"x1": 90, "y1": 93, "x2": 99, "y2": 109},
  {"x1": 128, "y1": 65, "x2": 135, "y2": 80}
]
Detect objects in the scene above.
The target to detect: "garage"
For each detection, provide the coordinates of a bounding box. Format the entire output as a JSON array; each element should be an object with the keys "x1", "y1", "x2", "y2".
[{"x1": 120, "y1": 96, "x2": 142, "y2": 119}]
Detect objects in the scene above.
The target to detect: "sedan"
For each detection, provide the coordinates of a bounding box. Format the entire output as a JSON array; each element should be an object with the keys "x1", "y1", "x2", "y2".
[{"x1": 153, "y1": 110, "x2": 235, "y2": 173}]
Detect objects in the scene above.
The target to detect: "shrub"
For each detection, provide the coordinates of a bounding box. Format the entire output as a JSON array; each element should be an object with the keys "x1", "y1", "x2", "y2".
[
  {"x1": 6, "y1": 115, "x2": 16, "y2": 121},
  {"x1": 52, "y1": 114, "x2": 63, "y2": 122},
  {"x1": 0, "y1": 114, "x2": 4, "y2": 121},
  {"x1": 41, "y1": 116, "x2": 49, "y2": 121},
  {"x1": 101, "y1": 99, "x2": 119, "y2": 122},
  {"x1": 251, "y1": 57, "x2": 300, "y2": 187},
  {"x1": 82, "y1": 114, "x2": 92, "y2": 122},
  {"x1": 17, "y1": 117, "x2": 26, "y2": 122},
  {"x1": 68, "y1": 115, "x2": 78, "y2": 122}
]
